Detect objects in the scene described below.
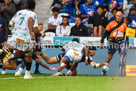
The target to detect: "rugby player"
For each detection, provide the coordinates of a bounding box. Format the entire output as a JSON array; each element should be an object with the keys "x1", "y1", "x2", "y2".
[{"x1": 0, "y1": 0, "x2": 44, "y2": 79}]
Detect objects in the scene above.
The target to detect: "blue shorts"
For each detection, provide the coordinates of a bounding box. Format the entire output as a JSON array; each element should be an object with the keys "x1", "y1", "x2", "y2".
[
  {"x1": 108, "y1": 44, "x2": 121, "y2": 55},
  {"x1": 56, "y1": 53, "x2": 73, "y2": 70}
]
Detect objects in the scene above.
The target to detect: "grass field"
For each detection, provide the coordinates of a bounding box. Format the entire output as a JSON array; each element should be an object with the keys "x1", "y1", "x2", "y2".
[{"x1": 0, "y1": 74, "x2": 135, "y2": 91}]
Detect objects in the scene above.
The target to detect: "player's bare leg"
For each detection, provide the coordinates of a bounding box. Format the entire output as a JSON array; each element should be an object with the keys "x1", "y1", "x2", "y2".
[
  {"x1": 34, "y1": 57, "x2": 56, "y2": 70},
  {"x1": 58, "y1": 57, "x2": 68, "y2": 72},
  {"x1": 40, "y1": 53, "x2": 58, "y2": 64},
  {"x1": 3, "y1": 60, "x2": 17, "y2": 70},
  {"x1": 24, "y1": 50, "x2": 33, "y2": 79}
]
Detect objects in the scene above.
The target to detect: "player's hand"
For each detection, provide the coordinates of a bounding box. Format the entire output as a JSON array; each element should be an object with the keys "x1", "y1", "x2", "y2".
[
  {"x1": 85, "y1": 59, "x2": 88, "y2": 65},
  {"x1": 41, "y1": 33, "x2": 45, "y2": 38},
  {"x1": 100, "y1": 43, "x2": 104, "y2": 48},
  {"x1": 31, "y1": 33, "x2": 35, "y2": 40},
  {"x1": 49, "y1": 67, "x2": 57, "y2": 71}
]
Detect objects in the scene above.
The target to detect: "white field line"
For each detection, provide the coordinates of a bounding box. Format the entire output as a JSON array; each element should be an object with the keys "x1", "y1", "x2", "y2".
[{"x1": 0, "y1": 76, "x2": 45, "y2": 79}]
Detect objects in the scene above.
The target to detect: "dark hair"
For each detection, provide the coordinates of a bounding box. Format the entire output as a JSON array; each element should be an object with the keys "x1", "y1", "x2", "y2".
[
  {"x1": 130, "y1": 8, "x2": 136, "y2": 12},
  {"x1": 96, "y1": 5, "x2": 104, "y2": 10},
  {"x1": 72, "y1": 38, "x2": 79, "y2": 43},
  {"x1": 75, "y1": 15, "x2": 82, "y2": 21},
  {"x1": 112, "y1": 8, "x2": 118, "y2": 12},
  {"x1": 60, "y1": 16, "x2": 69, "y2": 26},
  {"x1": 126, "y1": 17, "x2": 132, "y2": 23},
  {"x1": 52, "y1": 7, "x2": 59, "y2": 12},
  {"x1": 27, "y1": 0, "x2": 36, "y2": 9},
  {"x1": 72, "y1": 0, "x2": 80, "y2": 8}
]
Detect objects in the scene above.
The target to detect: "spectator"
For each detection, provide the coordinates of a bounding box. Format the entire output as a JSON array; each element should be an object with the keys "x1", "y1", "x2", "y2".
[
  {"x1": 56, "y1": 16, "x2": 71, "y2": 36},
  {"x1": 0, "y1": 0, "x2": 16, "y2": 35},
  {"x1": 128, "y1": 0, "x2": 136, "y2": 16},
  {"x1": 46, "y1": 7, "x2": 62, "y2": 33},
  {"x1": 0, "y1": 12, "x2": 8, "y2": 49},
  {"x1": 130, "y1": 0, "x2": 136, "y2": 9},
  {"x1": 12, "y1": 0, "x2": 27, "y2": 11},
  {"x1": 69, "y1": 0, "x2": 85, "y2": 23},
  {"x1": 59, "y1": 0, "x2": 73, "y2": 14},
  {"x1": 109, "y1": 8, "x2": 124, "y2": 23},
  {"x1": 129, "y1": 8, "x2": 136, "y2": 29},
  {"x1": 108, "y1": 0, "x2": 123, "y2": 12},
  {"x1": 81, "y1": 0, "x2": 96, "y2": 19},
  {"x1": 50, "y1": 0, "x2": 63, "y2": 10},
  {"x1": 88, "y1": 5, "x2": 108, "y2": 37},
  {"x1": 70, "y1": 16, "x2": 88, "y2": 36}
]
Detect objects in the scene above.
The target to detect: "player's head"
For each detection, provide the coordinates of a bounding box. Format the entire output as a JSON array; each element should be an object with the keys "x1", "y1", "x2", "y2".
[
  {"x1": 130, "y1": 8, "x2": 136, "y2": 17},
  {"x1": 26, "y1": 0, "x2": 36, "y2": 11},
  {"x1": 38, "y1": 23, "x2": 43, "y2": 31},
  {"x1": 96, "y1": 5, "x2": 104, "y2": 14},
  {"x1": 72, "y1": 38, "x2": 79, "y2": 43},
  {"x1": 52, "y1": 7, "x2": 59, "y2": 16}
]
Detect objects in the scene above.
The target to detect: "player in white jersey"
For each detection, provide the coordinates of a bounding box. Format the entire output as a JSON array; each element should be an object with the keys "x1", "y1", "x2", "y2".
[
  {"x1": 0, "y1": 0, "x2": 43, "y2": 79},
  {"x1": 57, "y1": 38, "x2": 89, "y2": 72}
]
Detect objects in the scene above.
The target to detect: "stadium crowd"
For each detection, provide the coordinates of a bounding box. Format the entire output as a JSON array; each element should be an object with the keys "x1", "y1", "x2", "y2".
[{"x1": 0, "y1": 0, "x2": 135, "y2": 77}]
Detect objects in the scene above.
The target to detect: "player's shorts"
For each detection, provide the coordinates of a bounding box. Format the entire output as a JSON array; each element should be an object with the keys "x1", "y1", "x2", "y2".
[
  {"x1": 7, "y1": 35, "x2": 34, "y2": 52},
  {"x1": 56, "y1": 53, "x2": 65, "y2": 63},
  {"x1": 32, "y1": 51, "x2": 39, "y2": 60},
  {"x1": 80, "y1": 52, "x2": 93, "y2": 63},
  {"x1": 108, "y1": 44, "x2": 121, "y2": 55},
  {"x1": 20, "y1": 51, "x2": 39, "y2": 60},
  {"x1": 56, "y1": 53, "x2": 73, "y2": 70},
  {"x1": 64, "y1": 49, "x2": 82, "y2": 63}
]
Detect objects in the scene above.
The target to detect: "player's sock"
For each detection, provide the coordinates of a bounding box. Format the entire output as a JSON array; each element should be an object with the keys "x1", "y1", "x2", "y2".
[
  {"x1": 18, "y1": 67, "x2": 23, "y2": 73},
  {"x1": 34, "y1": 62, "x2": 41, "y2": 74},
  {"x1": 35, "y1": 62, "x2": 39, "y2": 72},
  {"x1": 0, "y1": 65, "x2": 2, "y2": 68},
  {"x1": 25, "y1": 62, "x2": 32, "y2": 76},
  {"x1": 16, "y1": 59, "x2": 23, "y2": 66},
  {"x1": 61, "y1": 63, "x2": 65, "y2": 66},
  {"x1": 66, "y1": 70, "x2": 72, "y2": 76},
  {"x1": 21, "y1": 60, "x2": 26, "y2": 69}
]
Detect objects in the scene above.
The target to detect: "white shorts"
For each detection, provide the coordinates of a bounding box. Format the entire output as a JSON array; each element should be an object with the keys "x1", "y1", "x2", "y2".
[
  {"x1": 64, "y1": 49, "x2": 82, "y2": 63},
  {"x1": 7, "y1": 35, "x2": 34, "y2": 52}
]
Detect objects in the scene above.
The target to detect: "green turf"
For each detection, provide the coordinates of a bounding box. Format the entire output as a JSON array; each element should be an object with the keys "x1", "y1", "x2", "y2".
[{"x1": 0, "y1": 74, "x2": 135, "y2": 91}]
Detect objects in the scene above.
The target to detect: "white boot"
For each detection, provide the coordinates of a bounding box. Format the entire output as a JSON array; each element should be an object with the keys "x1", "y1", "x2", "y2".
[
  {"x1": 52, "y1": 72, "x2": 63, "y2": 76},
  {"x1": 15, "y1": 68, "x2": 23, "y2": 76},
  {"x1": 24, "y1": 70, "x2": 34, "y2": 79},
  {"x1": 1, "y1": 70, "x2": 6, "y2": 74}
]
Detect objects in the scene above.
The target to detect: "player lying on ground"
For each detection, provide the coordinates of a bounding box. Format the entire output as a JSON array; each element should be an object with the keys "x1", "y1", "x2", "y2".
[
  {"x1": 52, "y1": 48, "x2": 96, "y2": 76},
  {"x1": 0, "y1": 0, "x2": 45, "y2": 79},
  {"x1": 55, "y1": 38, "x2": 89, "y2": 73}
]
